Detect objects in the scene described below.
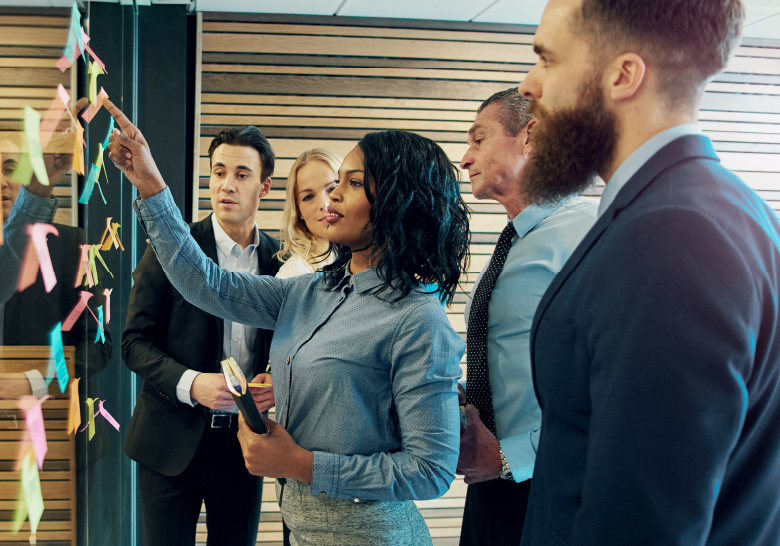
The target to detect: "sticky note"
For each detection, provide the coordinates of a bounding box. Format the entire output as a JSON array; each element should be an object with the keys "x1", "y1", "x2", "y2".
[
  {"x1": 95, "y1": 400, "x2": 120, "y2": 431},
  {"x1": 39, "y1": 94, "x2": 67, "y2": 148},
  {"x1": 92, "y1": 246, "x2": 113, "y2": 279},
  {"x1": 100, "y1": 218, "x2": 124, "y2": 251},
  {"x1": 78, "y1": 163, "x2": 99, "y2": 204},
  {"x1": 102, "y1": 118, "x2": 114, "y2": 148},
  {"x1": 75, "y1": 244, "x2": 93, "y2": 288},
  {"x1": 21, "y1": 395, "x2": 52, "y2": 470},
  {"x1": 61, "y1": 3, "x2": 81, "y2": 63},
  {"x1": 17, "y1": 223, "x2": 59, "y2": 293},
  {"x1": 20, "y1": 450, "x2": 44, "y2": 536},
  {"x1": 67, "y1": 378, "x2": 81, "y2": 434},
  {"x1": 94, "y1": 306, "x2": 105, "y2": 344},
  {"x1": 80, "y1": 398, "x2": 96, "y2": 440},
  {"x1": 81, "y1": 88, "x2": 108, "y2": 124},
  {"x1": 88, "y1": 64, "x2": 105, "y2": 105},
  {"x1": 73, "y1": 121, "x2": 85, "y2": 175},
  {"x1": 50, "y1": 323, "x2": 69, "y2": 393},
  {"x1": 62, "y1": 291, "x2": 92, "y2": 331},
  {"x1": 103, "y1": 288, "x2": 112, "y2": 323}
]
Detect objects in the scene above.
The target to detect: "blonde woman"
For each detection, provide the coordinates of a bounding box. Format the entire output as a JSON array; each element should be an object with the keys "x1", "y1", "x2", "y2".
[{"x1": 276, "y1": 148, "x2": 343, "y2": 279}]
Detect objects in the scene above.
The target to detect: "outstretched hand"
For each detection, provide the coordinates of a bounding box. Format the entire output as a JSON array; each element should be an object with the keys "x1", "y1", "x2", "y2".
[{"x1": 102, "y1": 97, "x2": 166, "y2": 198}]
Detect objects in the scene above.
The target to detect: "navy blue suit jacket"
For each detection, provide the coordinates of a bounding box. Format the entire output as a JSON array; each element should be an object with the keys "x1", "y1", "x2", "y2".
[{"x1": 522, "y1": 135, "x2": 780, "y2": 545}]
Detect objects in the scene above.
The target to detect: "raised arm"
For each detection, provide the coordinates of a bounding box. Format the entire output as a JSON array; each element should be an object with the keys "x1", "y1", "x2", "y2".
[{"x1": 103, "y1": 98, "x2": 284, "y2": 329}]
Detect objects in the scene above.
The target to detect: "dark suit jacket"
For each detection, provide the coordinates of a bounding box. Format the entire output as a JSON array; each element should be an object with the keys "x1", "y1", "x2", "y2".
[
  {"x1": 522, "y1": 135, "x2": 780, "y2": 545},
  {"x1": 122, "y1": 215, "x2": 280, "y2": 476},
  {"x1": 3, "y1": 223, "x2": 112, "y2": 381}
]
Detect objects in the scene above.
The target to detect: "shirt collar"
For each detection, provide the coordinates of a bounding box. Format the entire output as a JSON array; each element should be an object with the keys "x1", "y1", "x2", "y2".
[
  {"x1": 211, "y1": 213, "x2": 259, "y2": 256},
  {"x1": 598, "y1": 124, "x2": 703, "y2": 218},
  {"x1": 511, "y1": 196, "x2": 572, "y2": 238}
]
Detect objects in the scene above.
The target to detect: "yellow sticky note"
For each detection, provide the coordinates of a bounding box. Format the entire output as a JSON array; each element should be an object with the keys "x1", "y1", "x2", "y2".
[
  {"x1": 11, "y1": 107, "x2": 49, "y2": 187},
  {"x1": 88, "y1": 61, "x2": 105, "y2": 105},
  {"x1": 85, "y1": 398, "x2": 95, "y2": 441},
  {"x1": 68, "y1": 378, "x2": 81, "y2": 434}
]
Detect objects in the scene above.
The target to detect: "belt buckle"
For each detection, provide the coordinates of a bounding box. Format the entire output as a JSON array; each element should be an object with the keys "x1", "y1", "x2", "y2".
[{"x1": 210, "y1": 414, "x2": 233, "y2": 428}]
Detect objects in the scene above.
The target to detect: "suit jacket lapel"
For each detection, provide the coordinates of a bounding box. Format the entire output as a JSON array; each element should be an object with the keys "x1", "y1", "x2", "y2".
[{"x1": 531, "y1": 134, "x2": 719, "y2": 339}]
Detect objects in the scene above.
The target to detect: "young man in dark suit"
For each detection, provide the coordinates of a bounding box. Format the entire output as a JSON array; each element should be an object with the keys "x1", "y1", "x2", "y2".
[
  {"x1": 122, "y1": 126, "x2": 280, "y2": 546},
  {"x1": 518, "y1": 1, "x2": 780, "y2": 544}
]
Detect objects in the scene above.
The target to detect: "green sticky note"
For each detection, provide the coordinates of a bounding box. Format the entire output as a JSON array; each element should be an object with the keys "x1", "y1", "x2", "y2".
[
  {"x1": 85, "y1": 398, "x2": 96, "y2": 440},
  {"x1": 11, "y1": 107, "x2": 49, "y2": 187},
  {"x1": 20, "y1": 451, "x2": 44, "y2": 535}
]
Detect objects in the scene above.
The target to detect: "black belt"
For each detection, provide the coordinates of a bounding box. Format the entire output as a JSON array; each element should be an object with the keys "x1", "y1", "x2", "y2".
[{"x1": 209, "y1": 413, "x2": 238, "y2": 429}]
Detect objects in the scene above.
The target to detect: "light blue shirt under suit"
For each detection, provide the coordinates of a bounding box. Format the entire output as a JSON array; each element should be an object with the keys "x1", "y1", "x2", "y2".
[{"x1": 465, "y1": 195, "x2": 598, "y2": 482}]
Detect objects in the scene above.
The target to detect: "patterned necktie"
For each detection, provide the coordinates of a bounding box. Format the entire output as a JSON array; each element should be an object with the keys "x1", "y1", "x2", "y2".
[{"x1": 466, "y1": 222, "x2": 517, "y2": 434}]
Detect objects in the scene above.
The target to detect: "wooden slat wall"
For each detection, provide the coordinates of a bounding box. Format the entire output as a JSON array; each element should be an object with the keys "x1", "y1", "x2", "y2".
[
  {"x1": 0, "y1": 346, "x2": 77, "y2": 545},
  {"x1": 196, "y1": 13, "x2": 780, "y2": 545},
  {"x1": 0, "y1": 11, "x2": 77, "y2": 227}
]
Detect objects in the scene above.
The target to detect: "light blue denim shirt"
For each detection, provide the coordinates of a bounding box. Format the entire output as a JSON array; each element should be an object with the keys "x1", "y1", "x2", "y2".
[
  {"x1": 465, "y1": 195, "x2": 598, "y2": 482},
  {"x1": 133, "y1": 188, "x2": 465, "y2": 502}
]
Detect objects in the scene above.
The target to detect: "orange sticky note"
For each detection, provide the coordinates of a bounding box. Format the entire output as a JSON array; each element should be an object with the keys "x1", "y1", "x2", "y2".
[{"x1": 68, "y1": 378, "x2": 81, "y2": 434}]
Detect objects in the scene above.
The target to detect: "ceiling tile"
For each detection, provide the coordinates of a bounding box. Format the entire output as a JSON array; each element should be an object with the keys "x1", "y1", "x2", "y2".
[
  {"x1": 194, "y1": 0, "x2": 343, "y2": 15},
  {"x1": 472, "y1": 0, "x2": 546, "y2": 24},
  {"x1": 336, "y1": 0, "x2": 496, "y2": 22}
]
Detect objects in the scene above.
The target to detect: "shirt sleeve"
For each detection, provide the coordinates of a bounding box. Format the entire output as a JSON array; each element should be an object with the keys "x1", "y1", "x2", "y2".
[
  {"x1": 133, "y1": 188, "x2": 285, "y2": 330},
  {"x1": 309, "y1": 299, "x2": 464, "y2": 501},
  {"x1": 22, "y1": 369, "x2": 47, "y2": 400},
  {"x1": 176, "y1": 369, "x2": 200, "y2": 406}
]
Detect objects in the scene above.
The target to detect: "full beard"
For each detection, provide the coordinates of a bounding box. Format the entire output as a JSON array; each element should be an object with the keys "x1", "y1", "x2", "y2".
[{"x1": 522, "y1": 76, "x2": 618, "y2": 206}]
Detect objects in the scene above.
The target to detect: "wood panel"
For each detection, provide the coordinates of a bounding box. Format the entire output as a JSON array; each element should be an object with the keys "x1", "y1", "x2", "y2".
[
  {"x1": 0, "y1": 12, "x2": 76, "y2": 226},
  {"x1": 0, "y1": 347, "x2": 76, "y2": 545},
  {"x1": 197, "y1": 12, "x2": 780, "y2": 545}
]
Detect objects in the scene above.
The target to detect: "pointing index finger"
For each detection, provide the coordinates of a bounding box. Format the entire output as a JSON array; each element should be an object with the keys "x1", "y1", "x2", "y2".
[{"x1": 102, "y1": 97, "x2": 134, "y2": 133}]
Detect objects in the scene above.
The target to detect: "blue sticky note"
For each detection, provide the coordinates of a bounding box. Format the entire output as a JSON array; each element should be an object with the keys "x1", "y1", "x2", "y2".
[
  {"x1": 50, "y1": 322, "x2": 69, "y2": 393},
  {"x1": 102, "y1": 118, "x2": 114, "y2": 148},
  {"x1": 94, "y1": 306, "x2": 105, "y2": 344},
  {"x1": 62, "y1": 3, "x2": 81, "y2": 61},
  {"x1": 78, "y1": 163, "x2": 99, "y2": 204}
]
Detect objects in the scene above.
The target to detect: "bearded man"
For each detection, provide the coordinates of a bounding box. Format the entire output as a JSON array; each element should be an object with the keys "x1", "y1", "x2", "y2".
[{"x1": 518, "y1": 0, "x2": 780, "y2": 544}]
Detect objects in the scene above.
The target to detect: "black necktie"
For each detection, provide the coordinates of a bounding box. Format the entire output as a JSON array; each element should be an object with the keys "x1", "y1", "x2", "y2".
[{"x1": 466, "y1": 222, "x2": 516, "y2": 434}]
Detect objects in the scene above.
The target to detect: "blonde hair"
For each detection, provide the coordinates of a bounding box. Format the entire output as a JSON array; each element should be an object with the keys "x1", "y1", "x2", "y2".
[{"x1": 278, "y1": 148, "x2": 343, "y2": 266}]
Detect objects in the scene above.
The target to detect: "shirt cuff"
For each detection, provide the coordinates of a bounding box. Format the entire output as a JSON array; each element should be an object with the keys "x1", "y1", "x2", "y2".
[
  {"x1": 499, "y1": 428, "x2": 539, "y2": 483},
  {"x1": 176, "y1": 369, "x2": 200, "y2": 406},
  {"x1": 22, "y1": 369, "x2": 47, "y2": 399},
  {"x1": 310, "y1": 450, "x2": 339, "y2": 497}
]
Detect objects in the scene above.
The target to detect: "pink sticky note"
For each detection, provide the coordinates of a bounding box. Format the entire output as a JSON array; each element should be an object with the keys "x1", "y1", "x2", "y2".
[
  {"x1": 95, "y1": 400, "x2": 120, "y2": 431},
  {"x1": 85, "y1": 43, "x2": 106, "y2": 73},
  {"x1": 17, "y1": 223, "x2": 58, "y2": 293},
  {"x1": 19, "y1": 395, "x2": 53, "y2": 470},
  {"x1": 75, "y1": 244, "x2": 93, "y2": 287},
  {"x1": 62, "y1": 291, "x2": 92, "y2": 332},
  {"x1": 56, "y1": 55, "x2": 71, "y2": 72},
  {"x1": 16, "y1": 231, "x2": 39, "y2": 293},
  {"x1": 80, "y1": 88, "x2": 108, "y2": 123},
  {"x1": 103, "y1": 288, "x2": 112, "y2": 324},
  {"x1": 56, "y1": 84, "x2": 78, "y2": 127}
]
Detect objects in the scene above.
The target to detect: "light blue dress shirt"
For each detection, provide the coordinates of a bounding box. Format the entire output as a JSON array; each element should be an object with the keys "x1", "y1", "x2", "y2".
[
  {"x1": 465, "y1": 195, "x2": 598, "y2": 482},
  {"x1": 175, "y1": 215, "x2": 262, "y2": 409},
  {"x1": 598, "y1": 124, "x2": 703, "y2": 218},
  {"x1": 133, "y1": 188, "x2": 465, "y2": 502}
]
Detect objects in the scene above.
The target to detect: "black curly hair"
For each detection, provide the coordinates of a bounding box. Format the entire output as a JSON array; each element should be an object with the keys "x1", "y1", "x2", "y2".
[{"x1": 322, "y1": 130, "x2": 470, "y2": 304}]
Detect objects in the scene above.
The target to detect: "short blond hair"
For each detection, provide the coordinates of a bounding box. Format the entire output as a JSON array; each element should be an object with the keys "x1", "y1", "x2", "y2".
[{"x1": 278, "y1": 148, "x2": 343, "y2": 265}]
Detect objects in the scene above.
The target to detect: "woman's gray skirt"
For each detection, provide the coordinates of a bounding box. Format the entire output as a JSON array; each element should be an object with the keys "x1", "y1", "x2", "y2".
[{"x1": 277, "y1": 478, "x2": 433, "y2": 546}]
